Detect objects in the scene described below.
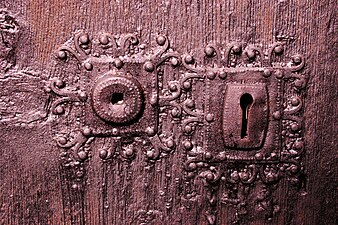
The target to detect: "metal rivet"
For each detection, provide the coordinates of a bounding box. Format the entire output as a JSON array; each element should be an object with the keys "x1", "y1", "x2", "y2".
[
  {"x1": 84, "y1": 62, "x2": 93, "y2": 71},
  {"x1": 255, "y1": 153, "x2": 263, "y2": 161},
  {"x1": 156, "y1": 35, "x2": 166, "y2": 46},
  {"x1": 184, "y1": 55, "x2": 194, "y2": 64},
  {"x1": 205, "y1": 173, "x2": 214, "y2": 182},
  {"x1": 58, "y1": 137, "x2": 67, "y2": 145},
  {"x1": 274, "y1": 45, "x2": 284, "y2": 54},
  {"x1": 99, "y1": 35, "x2": 109, "y2": 45},
  {"x1": 99, "y1": 150, "x2": 108, "y2": 159},
  {"x1": 218, "y1": 152, "x2": 226, "y2": 160},
  {"x1": 204, "y1": 46, "x2": 215, "y2": 57},
  {"x1": 183, "y1": 140, "x2": 193, "y2": 150},
  {"x1": 55, "y1": 79, "x2": 64, "y2": 88},
  {"x1": 55, "y1": 105, "x2": 65, "y2": 114},
  {"x1": 205, "y1": 152, "x2": 212, "y2": 160},
  {"x1": 232, "y1": 45, "x2": 242, "y2": 54},
  {"x1": 114, "y1": 59, "x2": 124, "y2": 69},
  {"x1": 79, "y1": 34, "x2": 90, "y2": 45},
  {"x1": 171, "y1": 57, "x2": 179, "y2": 66},
  {"x1": 184, "y1": 125, "x2": 192, "y2": 133},
  {"x1": 150, "y1": 96, "x2": 157, "y2": 106},
  {"x1": 169, "y1": 83, "x2": 177, "y2": 92},
  {"x1": 219, "y1": 71, "x2": 227, "y2": 79},
  {"x1": 78, "y1": 91, "x2": 87, "y2": 102},
  {"x1": 275, "y1": 70, "x2": 284, "y2": 79},
  {"x1": 112, "y1": 128, "x2": 119, "y2": 136},
  {"x1": 294, "y1": 79, "x2": 304, "y2": 88},
  {"x1": 240, "y1": 172, "x2": 249, "y2": 181},
  {"x1": 145, "y1": 127, "x2": 155, "y2": 136},
  {"x1": 292, "y1": 55, "x2": 302, "y2": 64},
  {"x1": 205, "y1": 113, "x2": 214, "y2": 122},
  {"x1": 188, "y1": 162, "x2": 197, "y2": 170},
  {"x1": 291, "y1": 123, "x2": 300, "y2": 131},
  {"x1": 207, "y1": 71, "x2": 216, "y2": 80},
  {"x1": 171, "y1": 108, "x2": 180, "y2": 117},
  {"x1": 272, "y1": 111, "x2": 282, "y2": 120},
  {"x1": 263, "y1": 69, "x2": 271, "y2": 77},
  {"x1": 82, "y1": 127, "x2": 92, "y2": 136},
  {"x1": 57, "y1": 50, "x2": 67, "y2": 60},
  {"x1": 293, "y1": 141, "x2": 303, "y2": 150},
  {"x1": 125, "y1": 148, "x2": 134, "y2": 157},
  {"x1": 291, "y1": 97, "x2": 300, "y2": 106},
  {"x1": 144, "y1": 61, "x2": 155, "y2": 72},
  {"x1": 77, "y1": 151, "x2": 88, "y2": 161},
  {"x1": 246, "y1": 49, "x2": 256, "y2": 59},
  {"x1": 166, "y1": 140, "x2": 175, "y2": 148},
  {"x1": 231, "y1": 171, "x2": 239, "y2": 181},
  {"x1": 146, "y1": 150, "x2": 154, "y2": 158},
  {"x1": 270, "y1": 153, "x2": 278, "y2": 160},
  {"x1": 183, "y1": 81, "x2": 191, "y2": 90},
  {"x1": 185, "y1": 99, "x2": 195, "y2": 108}
]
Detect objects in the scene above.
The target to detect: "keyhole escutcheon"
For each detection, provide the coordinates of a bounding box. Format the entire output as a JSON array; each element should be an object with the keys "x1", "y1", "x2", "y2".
[{"x1": 240, "y1": 93, "x2": 253, "y2": 138}]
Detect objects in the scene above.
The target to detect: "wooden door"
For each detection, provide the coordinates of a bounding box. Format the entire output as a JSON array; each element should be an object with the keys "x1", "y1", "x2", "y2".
[{"x1": 0, "y1": 1, "x2": 336, "y2": 224}]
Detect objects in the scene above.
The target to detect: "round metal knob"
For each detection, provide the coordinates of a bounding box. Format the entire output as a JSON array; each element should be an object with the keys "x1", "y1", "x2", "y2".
[{"x1": 92, "y1": 73, "x2": 144, "y2": 124}]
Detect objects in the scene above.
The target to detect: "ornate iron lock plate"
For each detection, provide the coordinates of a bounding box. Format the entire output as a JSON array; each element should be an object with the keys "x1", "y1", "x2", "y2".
[{"x1": 47, "y1": 31, "x2": 307, "y2": 223}]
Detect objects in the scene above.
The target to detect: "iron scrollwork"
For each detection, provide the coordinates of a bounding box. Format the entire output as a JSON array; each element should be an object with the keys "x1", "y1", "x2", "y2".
[{"x1": 47, "y1": 31, "x2": 307, "y2": 224}]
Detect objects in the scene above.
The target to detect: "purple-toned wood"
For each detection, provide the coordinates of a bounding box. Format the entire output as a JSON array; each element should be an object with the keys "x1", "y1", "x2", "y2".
[{"x1": 0, "y1": 1, "x2": 336, "y2": 225}]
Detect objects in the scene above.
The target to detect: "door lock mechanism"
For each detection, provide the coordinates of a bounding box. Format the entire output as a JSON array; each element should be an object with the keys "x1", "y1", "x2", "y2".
[{"x1": 222, "y1": 83, "x2": 268, "y2": 149}]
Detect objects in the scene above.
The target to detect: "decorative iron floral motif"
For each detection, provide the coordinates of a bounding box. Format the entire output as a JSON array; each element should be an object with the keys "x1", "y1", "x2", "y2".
[{"x1": 47, "y1": 31, "x2": 307, "y2": 224}]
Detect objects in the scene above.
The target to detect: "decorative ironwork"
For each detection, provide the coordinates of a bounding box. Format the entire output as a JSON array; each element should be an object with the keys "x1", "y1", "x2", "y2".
[{"x1": 47, "y1": 31, "x2": 307, "y2": 224}]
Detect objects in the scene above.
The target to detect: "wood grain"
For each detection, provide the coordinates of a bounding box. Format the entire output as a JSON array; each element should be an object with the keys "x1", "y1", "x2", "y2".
[{"x1": 0, "y1": 0, "x2": 336, "y2": 224}]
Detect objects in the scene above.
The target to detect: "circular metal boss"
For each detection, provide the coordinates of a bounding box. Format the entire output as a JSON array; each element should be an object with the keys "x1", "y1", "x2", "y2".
[{"x1": 92, "y1": 74, "x2": 144, "y2": 124}]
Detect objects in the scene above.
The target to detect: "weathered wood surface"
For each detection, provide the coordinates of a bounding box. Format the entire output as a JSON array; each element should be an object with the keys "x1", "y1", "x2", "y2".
[{"x1": 0, "y1": 0, "x2": 337, "y2": 224}]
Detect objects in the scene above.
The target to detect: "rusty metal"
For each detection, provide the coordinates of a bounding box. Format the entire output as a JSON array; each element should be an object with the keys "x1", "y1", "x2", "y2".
[
  {"x1": 1, "y1": 6, "x2": 325, "y2": 224},
  {"x1": 44, "y1": 31, "x2": 307, "y2": 224}
]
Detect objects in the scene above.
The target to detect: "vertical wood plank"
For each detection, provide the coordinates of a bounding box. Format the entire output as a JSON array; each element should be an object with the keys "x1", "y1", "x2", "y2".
[{"x1": 0, "y1": 0, "x2": 336, "y2": 224}]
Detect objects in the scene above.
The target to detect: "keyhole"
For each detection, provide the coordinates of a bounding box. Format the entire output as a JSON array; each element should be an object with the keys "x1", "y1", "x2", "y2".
[
  {"x1": 240, "y1": 93, "x2": 253, "y2": 138},
  {"x1": 111, "y1": 93, "x2": 124, "y2": 105}
]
